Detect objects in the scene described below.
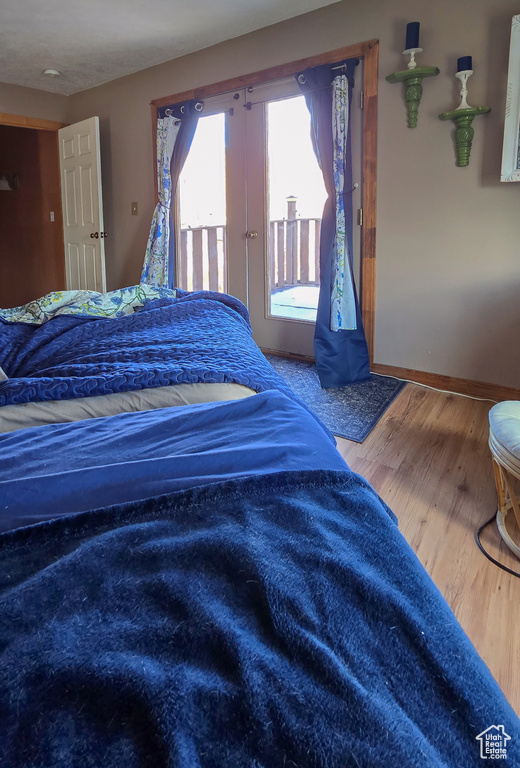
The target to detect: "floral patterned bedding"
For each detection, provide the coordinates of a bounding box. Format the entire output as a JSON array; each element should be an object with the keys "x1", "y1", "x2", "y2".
[{"x1": 0, "y1": 285, "x2": 177, "y2": 325}]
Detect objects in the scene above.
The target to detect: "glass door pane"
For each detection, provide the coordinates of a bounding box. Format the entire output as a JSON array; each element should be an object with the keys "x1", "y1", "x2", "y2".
[
  {"x1": 178, "y1": 112, "x2": 227, "y2": 292},
  {"x1": 266, "y1": 95, "x2": 327, "y2": 322}
]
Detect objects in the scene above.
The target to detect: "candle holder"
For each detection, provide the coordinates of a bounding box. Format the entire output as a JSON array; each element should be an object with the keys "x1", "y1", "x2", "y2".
[
  {"x1": 403, "y1": 47, "x2": 423, "y2": 70},
  {"x1": 386, "y1": 61, "x2": 440, "y2": 128},
  {"x1": 439, "y1": 69, "x2": 490, "y2": 166},
  {"x1": 455, "y1": 69, "x2": 473, "y2": 109}
]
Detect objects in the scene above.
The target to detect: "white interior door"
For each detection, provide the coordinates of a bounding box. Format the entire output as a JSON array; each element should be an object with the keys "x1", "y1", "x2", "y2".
[{"x1": 58, "y1": 116, "x2": 106, "y2": 292}]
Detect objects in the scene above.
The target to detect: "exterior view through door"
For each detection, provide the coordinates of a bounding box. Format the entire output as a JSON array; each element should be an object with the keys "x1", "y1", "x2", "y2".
[{"x1": 267, "y1": 95, "x2": 324, "y2": 324}]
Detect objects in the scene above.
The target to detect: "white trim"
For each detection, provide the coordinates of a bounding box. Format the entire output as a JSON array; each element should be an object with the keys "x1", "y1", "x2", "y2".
[{"x1": 501, "y1": 15, "x2": 520, "y2": 182}]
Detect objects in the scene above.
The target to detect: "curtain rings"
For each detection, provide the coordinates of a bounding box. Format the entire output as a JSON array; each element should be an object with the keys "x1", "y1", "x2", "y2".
[
  {"x1": 297, "y1": 74, "x2": 306, "y2": 85},
  {"x1": 164, "y1": 108, "x2": 180, "y2": 124},
  {"x1": 164, "y1": 101, "x2": 203, "y2": 118}
]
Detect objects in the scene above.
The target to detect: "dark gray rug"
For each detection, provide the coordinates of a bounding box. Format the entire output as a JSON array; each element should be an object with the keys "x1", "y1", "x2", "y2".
[{"x1": 266, "y1": 355, "x2": 406, "y2": 442}]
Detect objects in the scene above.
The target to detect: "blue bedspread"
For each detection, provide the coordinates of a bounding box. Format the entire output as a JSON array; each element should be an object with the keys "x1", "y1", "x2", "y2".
[
  {"x1": 0, "y1": 291, "x2": 293, "y2": 406},
  {"x1": 0, "y1": 469, "x2": 518, "y2": 767},
  {"x1": 0, "y1": 391, "x2": 345, "y2": 532}
]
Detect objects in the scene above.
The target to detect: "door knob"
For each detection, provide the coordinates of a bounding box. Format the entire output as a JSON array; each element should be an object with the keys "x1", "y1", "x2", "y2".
[
  {"x1": 90, "y1": 232, "x2": 99, "y2": 239},
  {"x1": 100, "y1": 232, "x2": 108, "y2": 238},
  {"x1": 245, "y1": 231, "x2": 258, "y2": 239}
]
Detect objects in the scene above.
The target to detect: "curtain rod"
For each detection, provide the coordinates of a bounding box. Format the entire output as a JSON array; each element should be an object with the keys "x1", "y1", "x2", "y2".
[
  {"x1": 245, "y1": 62, "x2": 348, "y2": 90},
  {"x1": 159, "y1": 62, "x2": 354, "y2": 113}
]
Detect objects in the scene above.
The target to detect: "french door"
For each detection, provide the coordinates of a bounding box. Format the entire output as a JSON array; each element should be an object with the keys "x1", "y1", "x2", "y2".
[{"x1": 177, "y1": 71, "x2": 363, "y2": 358}]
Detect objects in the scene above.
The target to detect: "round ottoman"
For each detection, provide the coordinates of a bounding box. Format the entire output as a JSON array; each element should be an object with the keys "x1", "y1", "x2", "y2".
[{"x1": 488, "y1": 401, "x2": 520, "y2": 560}]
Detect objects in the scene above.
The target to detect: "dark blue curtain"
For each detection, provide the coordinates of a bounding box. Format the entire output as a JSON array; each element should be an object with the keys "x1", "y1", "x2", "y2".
[
  {"x1": 158, "y1": 101, "x2": 201, "y2": 288},
  {"x1": 296, "y1": 61, "x2": 370, "y2": 388}
]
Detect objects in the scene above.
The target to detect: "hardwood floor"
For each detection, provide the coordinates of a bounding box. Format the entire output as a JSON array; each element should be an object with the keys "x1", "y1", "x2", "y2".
[{"x1": 335, "y1": 382, "x2": 520, "y2": 715}]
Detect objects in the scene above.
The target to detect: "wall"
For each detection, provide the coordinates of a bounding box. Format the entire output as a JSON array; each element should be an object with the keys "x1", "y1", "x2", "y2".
[
  {"x1": 66, "y1": 0, "x2": 520, "y2": 389},
  {"x1": 0, "y1": 82, "x2": 69, "y2": 123},
  {"x1": 0, "y1": 126, "x2": 65, "y2": 306}
]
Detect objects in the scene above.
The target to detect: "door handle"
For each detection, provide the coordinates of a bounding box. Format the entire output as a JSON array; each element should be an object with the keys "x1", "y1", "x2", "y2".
[
  {"x1": 90, "y1": 232, "x2": 99, "y2": 239},
  {"x1": 245, "y1": 231, "x2": 258, "y2": 239},
  {"x1": 100, "y1": 232, "x2": 108, "y2": 238}
]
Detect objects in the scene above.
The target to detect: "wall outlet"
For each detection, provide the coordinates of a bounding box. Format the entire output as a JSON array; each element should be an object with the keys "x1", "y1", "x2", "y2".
[{"x1": 131, "y1": 202, "x2": 138, "y2": 216}]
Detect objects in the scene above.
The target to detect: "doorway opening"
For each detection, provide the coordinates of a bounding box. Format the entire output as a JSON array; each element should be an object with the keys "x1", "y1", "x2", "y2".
[{"x1": 0, "y1": 120, "x2": 64, "y2": 308}]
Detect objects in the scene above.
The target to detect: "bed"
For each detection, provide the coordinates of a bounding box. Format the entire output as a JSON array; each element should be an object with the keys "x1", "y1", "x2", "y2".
[
  {"x1": 0, "y1": 287, "x2": 295, "y2": 431},
  {"x1": 0, "y1": 287, "x2": 518, "y2": 767}
]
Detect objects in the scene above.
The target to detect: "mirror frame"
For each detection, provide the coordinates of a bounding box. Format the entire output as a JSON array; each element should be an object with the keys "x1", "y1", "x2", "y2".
[{"x1": 501, "y1": 14, "x2": 520, "y2": 182}]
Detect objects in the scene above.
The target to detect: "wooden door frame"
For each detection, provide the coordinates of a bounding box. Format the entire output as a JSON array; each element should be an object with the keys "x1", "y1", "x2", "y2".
[
  {"x1": 151, "y1": 39, "x2": 379, "y2": 362},
  {"x1": 0, "y1": 113, "x2": 66, "y2": 131}
]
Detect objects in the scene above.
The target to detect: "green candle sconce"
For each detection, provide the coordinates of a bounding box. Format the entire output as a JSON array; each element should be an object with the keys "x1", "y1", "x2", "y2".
[
  {"x1": 439, "y1": 58, "x2": 490, "y2": 167},
  {"x1": 386, "y1": 22, "x2": 440, "y2": 128}
]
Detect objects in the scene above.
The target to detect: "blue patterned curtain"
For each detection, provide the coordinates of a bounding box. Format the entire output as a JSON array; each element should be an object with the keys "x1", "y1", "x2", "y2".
[
  {"x1": 296, "y1": 60, "x2": 370, "y2": 387},
  {"x1": 330, "y1": 73, "x2": 356, "y2": 331},
  {"x1": 141, "y1": 116, "x2": 179, "y2": 288},
  {"x1": 141, "y1": 101, "x2": 201, "y2": 288}
]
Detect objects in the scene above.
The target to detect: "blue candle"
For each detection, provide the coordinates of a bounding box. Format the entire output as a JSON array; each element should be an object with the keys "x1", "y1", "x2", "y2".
[
  {"x1": 405, "y1": 22, "x2": 420, "y2": 50},
  {"x1": 457, "y1": 56, "x2": 472, "y2": 72}
]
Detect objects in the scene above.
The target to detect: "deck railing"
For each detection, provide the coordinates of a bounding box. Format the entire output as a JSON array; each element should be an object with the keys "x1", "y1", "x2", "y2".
[
  {"x1": 178, "y1": 214, "x2": 321, "y2": 293},
  {"x1": 269, "y1": 217, "x2": 320, "y2": 291},
  {"x1": 177, "y1": 225, "x2": 227, "y2": 293}
]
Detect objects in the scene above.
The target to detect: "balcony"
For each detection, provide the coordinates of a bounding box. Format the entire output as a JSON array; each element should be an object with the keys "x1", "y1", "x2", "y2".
[{"x1": 178, "y1": 212, "x2": 321, "y2": 322}]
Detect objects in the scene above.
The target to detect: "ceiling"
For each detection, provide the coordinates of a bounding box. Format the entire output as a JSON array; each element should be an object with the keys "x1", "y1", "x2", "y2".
[{"x1": 0, "y1": 0, "x2": 341, "y2": 96}]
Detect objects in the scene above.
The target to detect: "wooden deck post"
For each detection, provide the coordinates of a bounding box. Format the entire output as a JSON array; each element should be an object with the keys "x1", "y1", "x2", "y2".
[{"x1": 286, "y1": 196, "x2": 297, "y2": 287}]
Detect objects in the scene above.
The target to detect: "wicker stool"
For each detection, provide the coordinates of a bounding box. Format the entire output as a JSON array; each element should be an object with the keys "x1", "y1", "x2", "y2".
[{"x1": 489, "y1": 401, "x2": 520, "y2": 560}]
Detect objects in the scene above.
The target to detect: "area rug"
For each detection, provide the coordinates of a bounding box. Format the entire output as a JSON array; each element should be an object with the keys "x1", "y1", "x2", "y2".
[{"x1": 265, "y1": 355, "x2": 407, "y2": 442}]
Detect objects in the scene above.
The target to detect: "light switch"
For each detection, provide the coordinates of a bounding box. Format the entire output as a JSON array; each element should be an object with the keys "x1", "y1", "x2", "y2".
[{"x1": 131, "y1": 202, "x2": 138, "y2": 216}]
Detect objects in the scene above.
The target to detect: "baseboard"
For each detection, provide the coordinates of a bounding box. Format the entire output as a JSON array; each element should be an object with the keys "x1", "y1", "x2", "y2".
[
  {"x1": 371, "y1": 363, "x2": 520, "y2": 403},
  {"x1": 262, "y1": 350, "x2": 519, "y2": 402},
  {"x1": 260, "y1": 348, "x2": 315, "y2": 362}
]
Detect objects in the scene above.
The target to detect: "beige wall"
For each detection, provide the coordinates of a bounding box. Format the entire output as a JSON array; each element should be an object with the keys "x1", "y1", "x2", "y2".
[
  {"x1": 0, "y1": 82, "x2": 69, "y2": 123},
  {"x1": 64, "y1": 0, "x2": 520, "y2": 388}
]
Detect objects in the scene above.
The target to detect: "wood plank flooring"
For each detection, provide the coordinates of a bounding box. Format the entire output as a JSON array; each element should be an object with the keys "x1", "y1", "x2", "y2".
[{"x1": 335, "y1": 382, "x2": 520, "y2": 714}]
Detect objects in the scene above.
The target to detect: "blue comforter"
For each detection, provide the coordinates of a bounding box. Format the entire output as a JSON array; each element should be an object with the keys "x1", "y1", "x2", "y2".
[
  {"x1": 0, "y1": 291, "x2": 292, "y2": 406},
  {"x1": 1, "y1": 292, "x2": 518, "y2": 765},
  {"x1": 1, "y1": 466, "x2": 518, "y2": 767},
  {"x1": 0, "y1": 391, "x2": 346, "y2": 531}
]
